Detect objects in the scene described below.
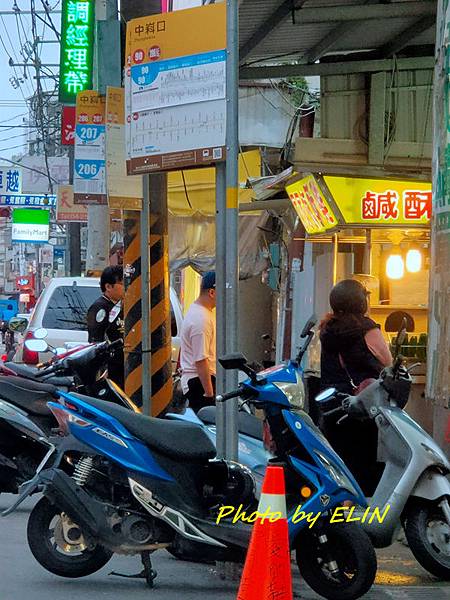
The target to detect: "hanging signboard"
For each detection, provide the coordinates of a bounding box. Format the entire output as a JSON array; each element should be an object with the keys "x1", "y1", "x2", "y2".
[
  {"x1": 12, "y1": 208, "x2": 50, "y2": 243},
  {"x1": 0, "y1": 165, "x2": 22, "y2": 194},
  {"x1": 61, "y1": 106, "x2": 76, "y2": 145},
  {"x1": 57, "y1": 185, "x2": 88, "y2": 222},
  {"x1": 105, "y1": 87, "x2": 142, "y2": 210},
  {"x1": 0, "y1": 194, "x2": 56, "y2": 208},
  {"x1": 125, "y1": 2, "x2": 226, "y2": 173},
  {"x1": 59, "y1": 0, "x2": 95, "y2": 104},
  {"x1": 286, "y1": 175, "x2": 339, "y2": 235},
  {"x1": 74, "y1": 90, "x2": 107, "y2": 205},
  {"x1": 324, "y1": 176, "x2": 431, "y2": 227}
]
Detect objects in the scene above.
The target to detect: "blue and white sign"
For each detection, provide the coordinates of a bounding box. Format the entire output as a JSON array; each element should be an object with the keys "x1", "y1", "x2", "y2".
[
  {"x1": 74, "y1": 123, "x2": 106, "y2": 203},
  {"x1": 0, "y1": 194, "x2": 56, "y2": 207},
  {"x1": 73, "y1": 91, "x2": 107, "y2": 205},
  {"x1": 0, "y1": 166, "x2": 22, "y2": 193},
  {"x1": 130, "y1": 50, "x2": 226, "y2": 112}
]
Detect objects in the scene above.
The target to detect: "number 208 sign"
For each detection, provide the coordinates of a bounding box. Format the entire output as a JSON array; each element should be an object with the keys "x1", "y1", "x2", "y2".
[{"x1": 73, "y1": 90, "x2": 107, "y2": 205}]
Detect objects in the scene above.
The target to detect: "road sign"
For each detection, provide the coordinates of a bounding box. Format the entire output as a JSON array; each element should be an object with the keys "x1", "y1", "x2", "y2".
[
  {"x1": 61, "y1": 106, "x2": 76, "y2": 145},
  {"x1": 106, "y1": 87, "x2": 142, "y2": 210},
  {"x1": 125, "y1": 3, "x2": 226, "y2": 173},
  {"x1": 0, "y1": 194, "x2": 56, "y2": 207},
  {"x1": 74, "y1": 90, "x2": 107, "y2": 205},
  {"x1": 57, "y1": 185, "x2": 88, "y2": 221}
]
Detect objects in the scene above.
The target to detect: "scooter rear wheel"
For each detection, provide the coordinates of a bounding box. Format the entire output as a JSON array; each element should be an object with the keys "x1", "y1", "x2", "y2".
[
  {"x1": 27, "y1": 497, "x2": 113, "y2": 578},
  {"x1": 405, "y1": 499, "x2": 450, "y2": 579},
  {"x1": 295, "y1": 521, "x2": 377, "y2": 600}
]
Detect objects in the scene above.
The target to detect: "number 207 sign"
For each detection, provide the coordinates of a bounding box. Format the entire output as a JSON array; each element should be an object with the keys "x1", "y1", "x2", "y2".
[{"x1": 74, "y1": 90, "x2": 107, "y2": 205}]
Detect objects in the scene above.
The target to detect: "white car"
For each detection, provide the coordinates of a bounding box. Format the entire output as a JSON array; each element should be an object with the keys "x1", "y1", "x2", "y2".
[{"x1": 13, "y1": 277, "x2": 183, "y2": 369}]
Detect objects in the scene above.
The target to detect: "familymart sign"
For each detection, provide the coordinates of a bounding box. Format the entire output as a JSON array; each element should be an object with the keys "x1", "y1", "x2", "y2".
[{"x1": 12, "y1": 209, "x2": 50, "y2": 243}]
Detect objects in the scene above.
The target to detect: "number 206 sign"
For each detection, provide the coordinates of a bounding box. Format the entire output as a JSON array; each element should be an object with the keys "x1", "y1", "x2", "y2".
[{"x1": 73, "y1": 90, "x2": 107, "y2": 205}]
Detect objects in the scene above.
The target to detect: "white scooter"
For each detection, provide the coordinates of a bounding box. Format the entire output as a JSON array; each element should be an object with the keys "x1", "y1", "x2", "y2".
[{"x1": 316, "y1": 322, "x2": 450, "y2": 579}]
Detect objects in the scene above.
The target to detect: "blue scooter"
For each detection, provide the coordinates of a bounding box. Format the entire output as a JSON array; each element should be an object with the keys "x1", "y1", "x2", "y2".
[
  {"x1": 169, "y1": 315, "x2": 319, "y2": 493},
  {"x1": 4, "y1": 338, "x2": 377, "y2": 600}
]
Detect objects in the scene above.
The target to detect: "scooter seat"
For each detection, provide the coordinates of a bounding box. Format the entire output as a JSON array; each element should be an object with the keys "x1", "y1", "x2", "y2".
[
  {"x1": 70, "y1": 394, "x2": 217, "y2": 462},
  {"x1": 4, "y1": 362, "x2": 73, "y2": 387},
  {"x1": 198, "y1": 406, "x2": 264, "y2": 441},
  {"x1": 4, "y1": 362, "x2": 38, "y2": 378},
  {"x1": 0, "y1": 375, "x2": 58, "y2": 416}
]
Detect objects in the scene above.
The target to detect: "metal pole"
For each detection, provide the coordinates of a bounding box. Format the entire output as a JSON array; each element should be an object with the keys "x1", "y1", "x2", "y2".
[
  {"x1": 333, "y1": 233, "x2": 339, "y2": 284},
  {"x1": 86, "y1": 0, "x2": 120, "y2": 275},
  {"x1": 215, "y1": 161, "x2": 227, "y2": 459},
  {"x1": 224, "y1": 0, "x2": 239, "y2": 461},
  {"x1": 141, "y1": 174, "x2": 151, "y2": 416},
  {"x1": 68, "y1": 145, "x2": 81, "y2": 275}
]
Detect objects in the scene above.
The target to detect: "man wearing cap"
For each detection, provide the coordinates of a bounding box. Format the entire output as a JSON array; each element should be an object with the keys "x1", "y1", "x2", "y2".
[{"x1": 180, "y1": 271, "x2": 216, "y2": 412}]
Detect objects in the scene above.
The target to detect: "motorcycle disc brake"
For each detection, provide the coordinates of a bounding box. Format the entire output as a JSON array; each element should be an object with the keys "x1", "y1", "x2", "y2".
[{"x1": 53, "y1": 512, "x2": 88, "y2": 553}]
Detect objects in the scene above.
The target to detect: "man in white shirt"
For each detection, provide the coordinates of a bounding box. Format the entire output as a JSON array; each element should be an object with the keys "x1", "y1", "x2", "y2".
[{"x1": 180, "y1": 271, "x2": 216, "y2": 412}]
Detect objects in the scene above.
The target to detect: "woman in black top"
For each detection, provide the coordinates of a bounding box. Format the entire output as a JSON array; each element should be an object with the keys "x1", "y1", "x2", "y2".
[{"x1": 319, "y1": 279, "x2": 392, "y2": 495}]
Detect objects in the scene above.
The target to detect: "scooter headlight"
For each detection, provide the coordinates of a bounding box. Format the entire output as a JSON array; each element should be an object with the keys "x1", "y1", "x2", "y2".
[
  {"x1": 315, "y1": 451, "x2": 359, "y2": 497},
  {"x1": 273, "y1": 373, "x2": 305, "y2": 410}
]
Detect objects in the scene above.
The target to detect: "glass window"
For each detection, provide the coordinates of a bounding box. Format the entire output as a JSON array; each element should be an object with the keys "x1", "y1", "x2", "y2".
[{"x1": 42, "y1": 286, "x2": 100, "y2": 331}]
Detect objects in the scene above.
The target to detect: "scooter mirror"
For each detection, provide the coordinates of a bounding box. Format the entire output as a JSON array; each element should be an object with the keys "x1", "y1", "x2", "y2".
[
  {"x1": 33, "y1": 328, "x2": 48, "y2": 340},
  {"x1": 219, "y1": 353, "x2": 248, "y2": 371},
  {"x1": 300, "y1": 314, "x2": 317, "y2": 338},
  {"x1": 315, "y1": 388, "x2": 337, "y2": 403},
  {"x1": 7, "y1": 317, "x2": 28, "y2": 333},
  {"x1": 24, "y1": 339, "x2": 48, "y2": 353},
  {"x1": 395, "y1": 317, "x2": 407, "y2": 355}
]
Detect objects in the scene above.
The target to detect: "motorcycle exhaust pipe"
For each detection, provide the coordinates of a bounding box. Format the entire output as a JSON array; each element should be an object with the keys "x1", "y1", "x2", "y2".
[{"x1": 40, "y1": 468, "x2": 105, "y2": 538}]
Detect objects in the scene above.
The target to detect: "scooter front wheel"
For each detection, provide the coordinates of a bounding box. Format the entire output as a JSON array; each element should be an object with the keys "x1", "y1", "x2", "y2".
[
  {"x1": 405, "y1": 498, "x2": 450, "y2": 579},
  {"x1": 27, "y1": 497, "x2": 113, "y2": 578},
  {"x1": 295, "y1": 521, "x2": 377, "y2": 600}
]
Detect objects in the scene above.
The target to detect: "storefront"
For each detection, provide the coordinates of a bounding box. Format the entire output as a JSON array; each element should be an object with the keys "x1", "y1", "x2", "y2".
[{"x1": 286, "y1": 174, "x2": 432, "y2": 429}]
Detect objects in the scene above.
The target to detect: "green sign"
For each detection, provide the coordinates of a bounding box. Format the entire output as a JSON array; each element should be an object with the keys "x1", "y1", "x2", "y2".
[
  {"x1": 59, "y1": 0, "x2": 95, "y2": 104},
  {"x1": 12, "y1": 208, "x2": 50, "y2": 243}
]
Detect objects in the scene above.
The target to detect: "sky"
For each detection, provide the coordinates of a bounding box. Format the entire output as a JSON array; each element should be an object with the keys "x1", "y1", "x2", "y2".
[
  {"x1": 0, "y1": 1, "x2": 320, "y2": 164},
  {"x1": 0, "y1": 1, "x2": 61, "y2": 161}
]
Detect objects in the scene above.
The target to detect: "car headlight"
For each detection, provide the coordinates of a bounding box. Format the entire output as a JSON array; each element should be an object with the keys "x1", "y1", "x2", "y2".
[{"x1": 273, "y1": 373, "x2": 305, "y2": 410}]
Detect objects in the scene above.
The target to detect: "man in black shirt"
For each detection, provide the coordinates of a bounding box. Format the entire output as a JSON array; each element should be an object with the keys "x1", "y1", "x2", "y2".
[{"x1": 87, "y1": 266, "x2": 125, "y2": 388}]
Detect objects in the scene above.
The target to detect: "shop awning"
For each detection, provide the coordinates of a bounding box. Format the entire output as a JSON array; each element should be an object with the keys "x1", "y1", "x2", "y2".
[{"x1": 167, "y1": 150, "x2": 261, "y2": 216}]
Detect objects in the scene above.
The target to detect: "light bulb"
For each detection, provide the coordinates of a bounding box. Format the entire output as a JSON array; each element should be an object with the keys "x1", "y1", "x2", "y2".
[
  {"x1": 406, "y1": 248, "x2": 422, "y2": 273},
  {"x1": 386, "y1": 254, "x2": 404, "y2": 279}
]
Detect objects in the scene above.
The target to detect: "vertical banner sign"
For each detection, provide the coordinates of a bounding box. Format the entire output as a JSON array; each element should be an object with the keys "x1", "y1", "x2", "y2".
[
  {"x1": 57, "y1": 184, "x2": 88, "y2": 221},
  {"x1": 61, "y1": 106, "x2": 76, "y2": 145},
  {"x1": 74, "y1": 91, "x2": 107, "y2": 205},
  {"x1": 105, "y1": 87, "x2": 142, "y2": 210},
  {"x1": 125, "y1": 3, "x2": 226, "y2": 173},
  {"x1": 59, "y1": 0, "x2": 95, "y2": 104}
]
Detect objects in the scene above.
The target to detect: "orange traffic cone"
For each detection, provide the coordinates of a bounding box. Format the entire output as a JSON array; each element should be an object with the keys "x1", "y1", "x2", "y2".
[{"x1": 237, "y1": 465, "x2": 293, "y2": 600}]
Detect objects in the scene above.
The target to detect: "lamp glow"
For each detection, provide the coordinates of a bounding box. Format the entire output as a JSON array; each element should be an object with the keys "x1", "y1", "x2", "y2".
[
  {"x1": 386, "y1": 254, "x2": 404, "y2": 280},
  {"x1": 406, "y1": 248, "x2": 422, "y2": 273}
]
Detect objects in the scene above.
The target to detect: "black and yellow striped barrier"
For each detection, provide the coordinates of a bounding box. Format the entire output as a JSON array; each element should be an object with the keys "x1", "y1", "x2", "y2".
[
  {"x1": 149, "y1": 194, "x2": 173, "y2": 416},
  {"x1": 123, "y1": 211, "x2": 143, "y2": 410}
]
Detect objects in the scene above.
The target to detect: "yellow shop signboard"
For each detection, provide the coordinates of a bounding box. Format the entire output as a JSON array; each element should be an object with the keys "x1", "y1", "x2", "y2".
[
  {"x1": 286, "y1": 175, "x2": 339, "y2": 235},
  {"x1": 324, "y1": 176, "x2": 431, "y2": 226}
]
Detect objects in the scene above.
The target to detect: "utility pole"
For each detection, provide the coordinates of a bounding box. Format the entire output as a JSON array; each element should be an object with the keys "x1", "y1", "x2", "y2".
[
  {"x1": 85, "y1": 0, "x2": 121, "y2": 275},
  {"x1": 215, "y1": 0, "x2": 239, "y2": 461},
  {"x1": 428, "y1": 0, "x2": 450, "y2": 454},
  {"x1": 122, "y1": 0, "x2": 172, "y2": 416},
  {"x1": 68, "y1": 145, "x2": 81, "y2": 275}
]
